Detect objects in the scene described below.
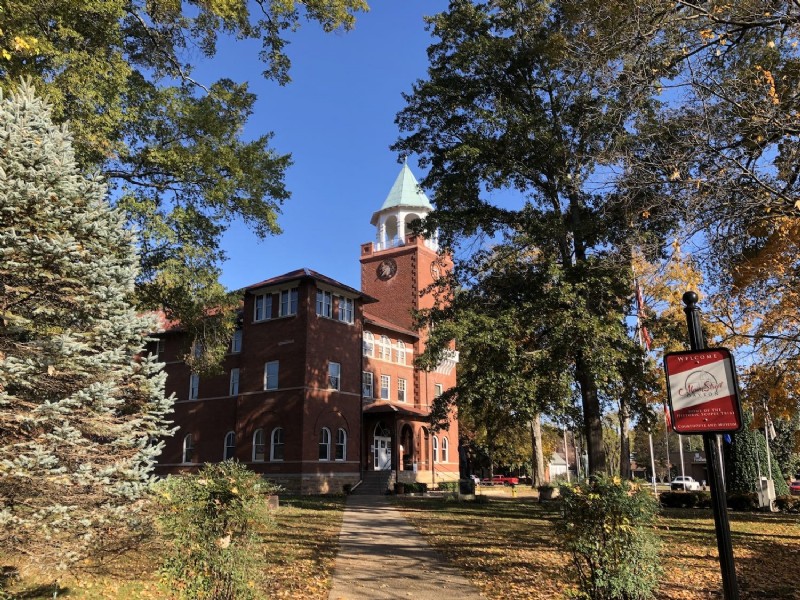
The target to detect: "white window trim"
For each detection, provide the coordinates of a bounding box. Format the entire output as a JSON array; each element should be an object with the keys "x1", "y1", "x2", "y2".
[
  {"x1": 279, "y1": 288, "x2": 298, "y2": 317},
  {"x1": 231, "y1": 330, "x2": 242, "y2": 353},
  {"x1": 224, "y1": 431, "x2": 236, "y2": 461},
  {"x1": 336, "y1": 428, "x2": 347, "y2": 461},
  {"x1": 363, "y1": 331, "x2": 375, "y2": 357},
  {"x1": 270, "y1": 427, "x2": 284, "y2": 462},
  {"x1": 338, "y1": 296, "x2": 354, "y2": 324},
  {"x1": 398, "y1": 378, "x2": 407, "y2": 403},
  {"x1": 253, "y1": 429, "x2": 265, "y2": 462},
  {"x1": 229, "y1": 368, "x2": 240, "y2": 396},
  {"x1": 264, "y1": 361, "x2": 279, "y2": 391},
  {"x1": 441, "y1": 436, "x2": 449, "y2": 463},
  {"x1": 328, "y1": 362, "x2": 341, "y2": 390},
  {"x1": 380, "y1": 374, "x2": 390, "y2": 400},
  {"x1": 319, "y1": 427, "x2": 331, "y2": 461},
  {"x1": 362, "y1": 371, "x2": 373, "y2": 398},
  {"x1": 316, "y1": 289, "x2": 333, "y2": 318},
  {"x1": 396, "y1": 340, "x2": 407, "y2": 365},
  {"x1": 182, "y1": 433, "x2": 194, "y2": 464},
  {"x1": 379, "y1": 336, "x2": 392, "y2": 361},
  {"x1": 434, "y1": 383, "x2": 443, "y2": 398},
  {"x1": 433, "y1": 436, "x2": 439, "y2": 463},
  {"x1": 254, "y1": 292, "x2": 273, "y2": 322},
  {"x1": 189, "y1": 373, "x2": 199, "y2": 400}
]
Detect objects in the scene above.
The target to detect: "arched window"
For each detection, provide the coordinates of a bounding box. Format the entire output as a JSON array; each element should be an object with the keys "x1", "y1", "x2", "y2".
[
  {"x1": 432, "y1": 436, "x2": 439, "y2": 463},
  {"x1": 363, "y1": 331, "x2": 375, "y2": 357},
  {"x1": 336, "y1": 428, "x2": 347, "y2": 461},
  {"x1": 396, "y1": 340, "x2": 406, "y2": 364},
  {"x1": 182, "y1": 433, "x2": 194, "y2": 464},
  {"x1": 319, "y1": 427, "x2": 331, "y2": 461},
  {"x1": 252, "y1": 429, "x2": 265, "y2": 462},
  {"x1": 441, "y1": 436, "x2": 449, "y2": 463},
  {"x1": 223, "y1": 431, "x2": 236, "y2": 461},
  {"x1": 270, "y1": 427, "x2": 284, "y2": 461},
  {"x1": 379, "y1": 335, "x2": 391, "y2": 361}
]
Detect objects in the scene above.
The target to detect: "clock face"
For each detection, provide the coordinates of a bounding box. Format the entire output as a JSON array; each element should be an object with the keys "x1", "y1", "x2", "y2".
[{"x1": 377, "y1": 258, "x2": 397, "y2": 281}]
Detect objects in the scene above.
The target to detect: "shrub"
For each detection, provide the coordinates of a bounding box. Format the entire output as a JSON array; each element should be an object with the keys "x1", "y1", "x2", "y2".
[
  {"x1": 556, "y1": 475, "x2": 661, "y2": 600},
  {"x1": 775, "y1": 495, "x2": 800, "y2": 513},
  {"x1": 659, "y1": 491, "x2": 711, "y2": 509},
  {"x1": 437, "y1": 481, "x2": 459, "y2": 492},
  {"x1": 155, "y1": 462, "x2": 281, "y2": 600},
  {"x1": 404, "y1": 482, "x2": 428, "y2": 494},
  {"x1": 726, "y1": 492, "x2": 759, "y2": 511}
]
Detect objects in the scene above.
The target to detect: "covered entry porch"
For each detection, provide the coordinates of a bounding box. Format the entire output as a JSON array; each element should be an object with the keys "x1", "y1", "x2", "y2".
[{"x1": 362, "y1": 403, "x2": 451, "y2": 486}]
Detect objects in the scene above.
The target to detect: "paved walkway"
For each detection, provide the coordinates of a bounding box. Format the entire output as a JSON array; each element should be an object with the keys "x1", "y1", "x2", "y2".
[{"x1": 328, "y1": 495, "x2": 485, "y2": 599}]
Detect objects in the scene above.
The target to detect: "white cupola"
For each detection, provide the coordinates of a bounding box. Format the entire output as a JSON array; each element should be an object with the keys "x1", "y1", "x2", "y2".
[{"x1": 370, "y1": 161, "x2": 438, "y2": 251}]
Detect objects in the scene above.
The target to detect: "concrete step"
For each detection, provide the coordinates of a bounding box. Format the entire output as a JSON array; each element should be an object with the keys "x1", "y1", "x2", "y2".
[{"x1": 352, "y1": 471, "x2": 394, "y2": 496}]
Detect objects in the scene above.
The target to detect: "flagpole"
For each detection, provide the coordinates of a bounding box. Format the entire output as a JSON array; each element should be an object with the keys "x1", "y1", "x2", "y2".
[{"x1": 633, "y1": 275, "x2": 658, "y2": 494}]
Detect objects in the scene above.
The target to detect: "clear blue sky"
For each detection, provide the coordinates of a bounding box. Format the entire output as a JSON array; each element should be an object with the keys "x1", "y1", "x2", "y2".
[{"x1": 194, "y1": 1, "x2": 449, "y2": 292}]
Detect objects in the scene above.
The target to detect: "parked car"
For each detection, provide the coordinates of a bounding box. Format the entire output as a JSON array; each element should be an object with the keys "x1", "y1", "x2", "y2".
[
  {"x1": 789, "y1": 480, "x2": 800, "y2": 496},
  {"x1": 670, "y1": 476, "x2": 701, "y2": 491},
  {"x1": 482, "y1": 475, "x2": 519, "y2": 486}
]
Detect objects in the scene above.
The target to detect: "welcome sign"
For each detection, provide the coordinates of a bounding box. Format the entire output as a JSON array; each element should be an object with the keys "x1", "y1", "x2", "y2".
[{"x1": 664, "y1": 348, "x2": 743, "y2": 434}]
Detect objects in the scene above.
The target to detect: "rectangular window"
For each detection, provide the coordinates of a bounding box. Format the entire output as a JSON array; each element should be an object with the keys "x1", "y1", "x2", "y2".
[
  {"x1": 338, "y1": 297, "x2": 354, "y2": 324},
  {"x1": 380, "y1": 375, "x2": 390, "y2": 400},
  {"x1": 434, "y1": 383, "x2": 443, "y2": 398},
  {"x1": 316, "y1": 290, "x2": 332, "y2": 318},
  {"x1": 362, "y1": 371, "x2": 374, "y2": 398},
  {"x1": 264, "y1": 361, "x2": 279, "y2": 390},
  {"x1": 398, "y1": 378, "x2": 407, "y2": 402},
  {"x1": 254, "y1": 293, "x2": 273, "y2": 321},
  {"x1": 280, "y1": 288, "x2": 298, "y2": 317},
  {"x1": 155, "y1": 338, "x2": 165, "y2": 358},
  {"x1": 231, "y1": 330, "x2": 242, "y2": 353},
  {"x1": 328, "y1": 362, "x2": 341, "y2": 390},
  {"x1": 229, "y1": 368, "x2": 240, "y2": 396},
  {"x1": 189, "y1": 373, "x2": 199, "y2": 400}
]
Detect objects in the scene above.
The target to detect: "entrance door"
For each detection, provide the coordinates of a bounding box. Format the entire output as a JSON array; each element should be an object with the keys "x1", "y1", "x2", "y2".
[{"x1": 374, "y1": 436, "x2": 391, "y2": 470}]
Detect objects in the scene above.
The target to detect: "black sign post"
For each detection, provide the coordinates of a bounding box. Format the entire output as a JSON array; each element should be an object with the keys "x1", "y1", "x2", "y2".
[{"x1": 681, "y1": 291, "x2": 739, "y2": 600}]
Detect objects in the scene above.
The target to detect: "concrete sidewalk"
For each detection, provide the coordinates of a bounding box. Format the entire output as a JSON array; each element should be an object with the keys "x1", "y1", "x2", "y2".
[{"x1": 327, "y1": 494, "x2": 485, "y2": 599}]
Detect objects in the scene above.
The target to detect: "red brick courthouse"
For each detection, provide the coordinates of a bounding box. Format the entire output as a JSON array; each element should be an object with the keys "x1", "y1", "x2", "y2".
[{"x1": 154, "y1": 165, "x2": 460, "y2": 493}]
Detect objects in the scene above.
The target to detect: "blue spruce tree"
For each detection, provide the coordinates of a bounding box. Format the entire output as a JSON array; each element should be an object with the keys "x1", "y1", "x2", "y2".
[{"x1": 0, "y1": 81, "x2": 173, "y2": 568}]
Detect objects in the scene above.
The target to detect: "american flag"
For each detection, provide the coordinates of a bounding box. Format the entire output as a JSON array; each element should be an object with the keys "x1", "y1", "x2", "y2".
[{"x1": 635, "y1": 282, "x2": 653, "y2": 350}]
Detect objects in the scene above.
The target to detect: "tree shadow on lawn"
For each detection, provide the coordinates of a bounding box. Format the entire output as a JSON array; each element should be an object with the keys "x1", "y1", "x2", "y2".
[{"x1": 735, "y1": 536, "x2": 800, "y2": 599}]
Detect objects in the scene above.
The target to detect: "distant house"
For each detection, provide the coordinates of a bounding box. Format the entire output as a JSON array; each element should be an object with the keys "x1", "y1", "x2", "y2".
[
  {"x1": 152, "y1": 165, "x2": 460, "y2": 493},
  {"x1": 547, "y1": 452, "x2": 569, "y2": 481}
]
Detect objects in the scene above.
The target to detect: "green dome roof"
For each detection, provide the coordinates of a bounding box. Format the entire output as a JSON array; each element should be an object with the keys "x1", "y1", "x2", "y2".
[{"x1": 379, "y1": 163, "x2": 432, "y2": 211}]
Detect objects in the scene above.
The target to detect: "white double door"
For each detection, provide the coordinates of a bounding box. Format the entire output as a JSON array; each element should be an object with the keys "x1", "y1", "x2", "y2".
[{"x1": 374, "y1": 436, "x2": 391, "y2": 470}]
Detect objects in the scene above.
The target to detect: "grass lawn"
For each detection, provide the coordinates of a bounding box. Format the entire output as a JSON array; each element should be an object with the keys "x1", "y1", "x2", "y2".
[
  {"x1": 0, "y1": 496, "x2": 346, "y2": 599},
  {"x1": 396, "y1": 490, "x2": 800, "y2": 600}
]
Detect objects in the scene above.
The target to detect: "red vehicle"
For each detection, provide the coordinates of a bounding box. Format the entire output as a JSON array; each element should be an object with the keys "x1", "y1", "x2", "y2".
[
  {"x1": 482, "y1": 475, "x2": 519, "y2": 486},
  {"x1": 789, "y1": 481, "x2": 800, "y2": 496}
]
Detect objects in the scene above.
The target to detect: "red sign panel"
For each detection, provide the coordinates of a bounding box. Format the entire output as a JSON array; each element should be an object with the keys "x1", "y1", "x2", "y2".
[{"x1": 663, "y1": 348, "x2": 743, "y2": 434}]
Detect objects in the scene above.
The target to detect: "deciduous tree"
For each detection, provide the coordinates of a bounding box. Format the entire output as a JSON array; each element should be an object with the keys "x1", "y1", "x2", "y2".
[
  {"x1": 0, "y1": 0, "x2": 369, "y2": 368},
  {"x1": 396, "y1": 0, "x2": 669, "y2": 474}
]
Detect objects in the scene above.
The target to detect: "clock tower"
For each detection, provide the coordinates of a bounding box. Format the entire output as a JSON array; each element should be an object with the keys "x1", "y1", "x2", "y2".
[
  {"x1": 359, "y1": 163, "x2": 459, "y2": 485},
  {"x1": 360, "y1": 162, "x2": 445, "y2": 331}
]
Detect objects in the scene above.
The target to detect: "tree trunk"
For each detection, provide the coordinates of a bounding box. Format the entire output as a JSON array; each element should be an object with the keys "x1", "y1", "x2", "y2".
[
  {"x1": 619, "y1": 404, "x2": 631, "y2": 480},
  {"x1": 530, "y1": 415, "x2": 546, "y2": 486},
  {"x1": 576, "y1": 353, "x2": 606, "y2": 475}
]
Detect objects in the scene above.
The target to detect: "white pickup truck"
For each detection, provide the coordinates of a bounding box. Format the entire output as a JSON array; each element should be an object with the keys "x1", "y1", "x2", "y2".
[{"x1": 670, "y1": 476, "x2": 701, "y2": 491}]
